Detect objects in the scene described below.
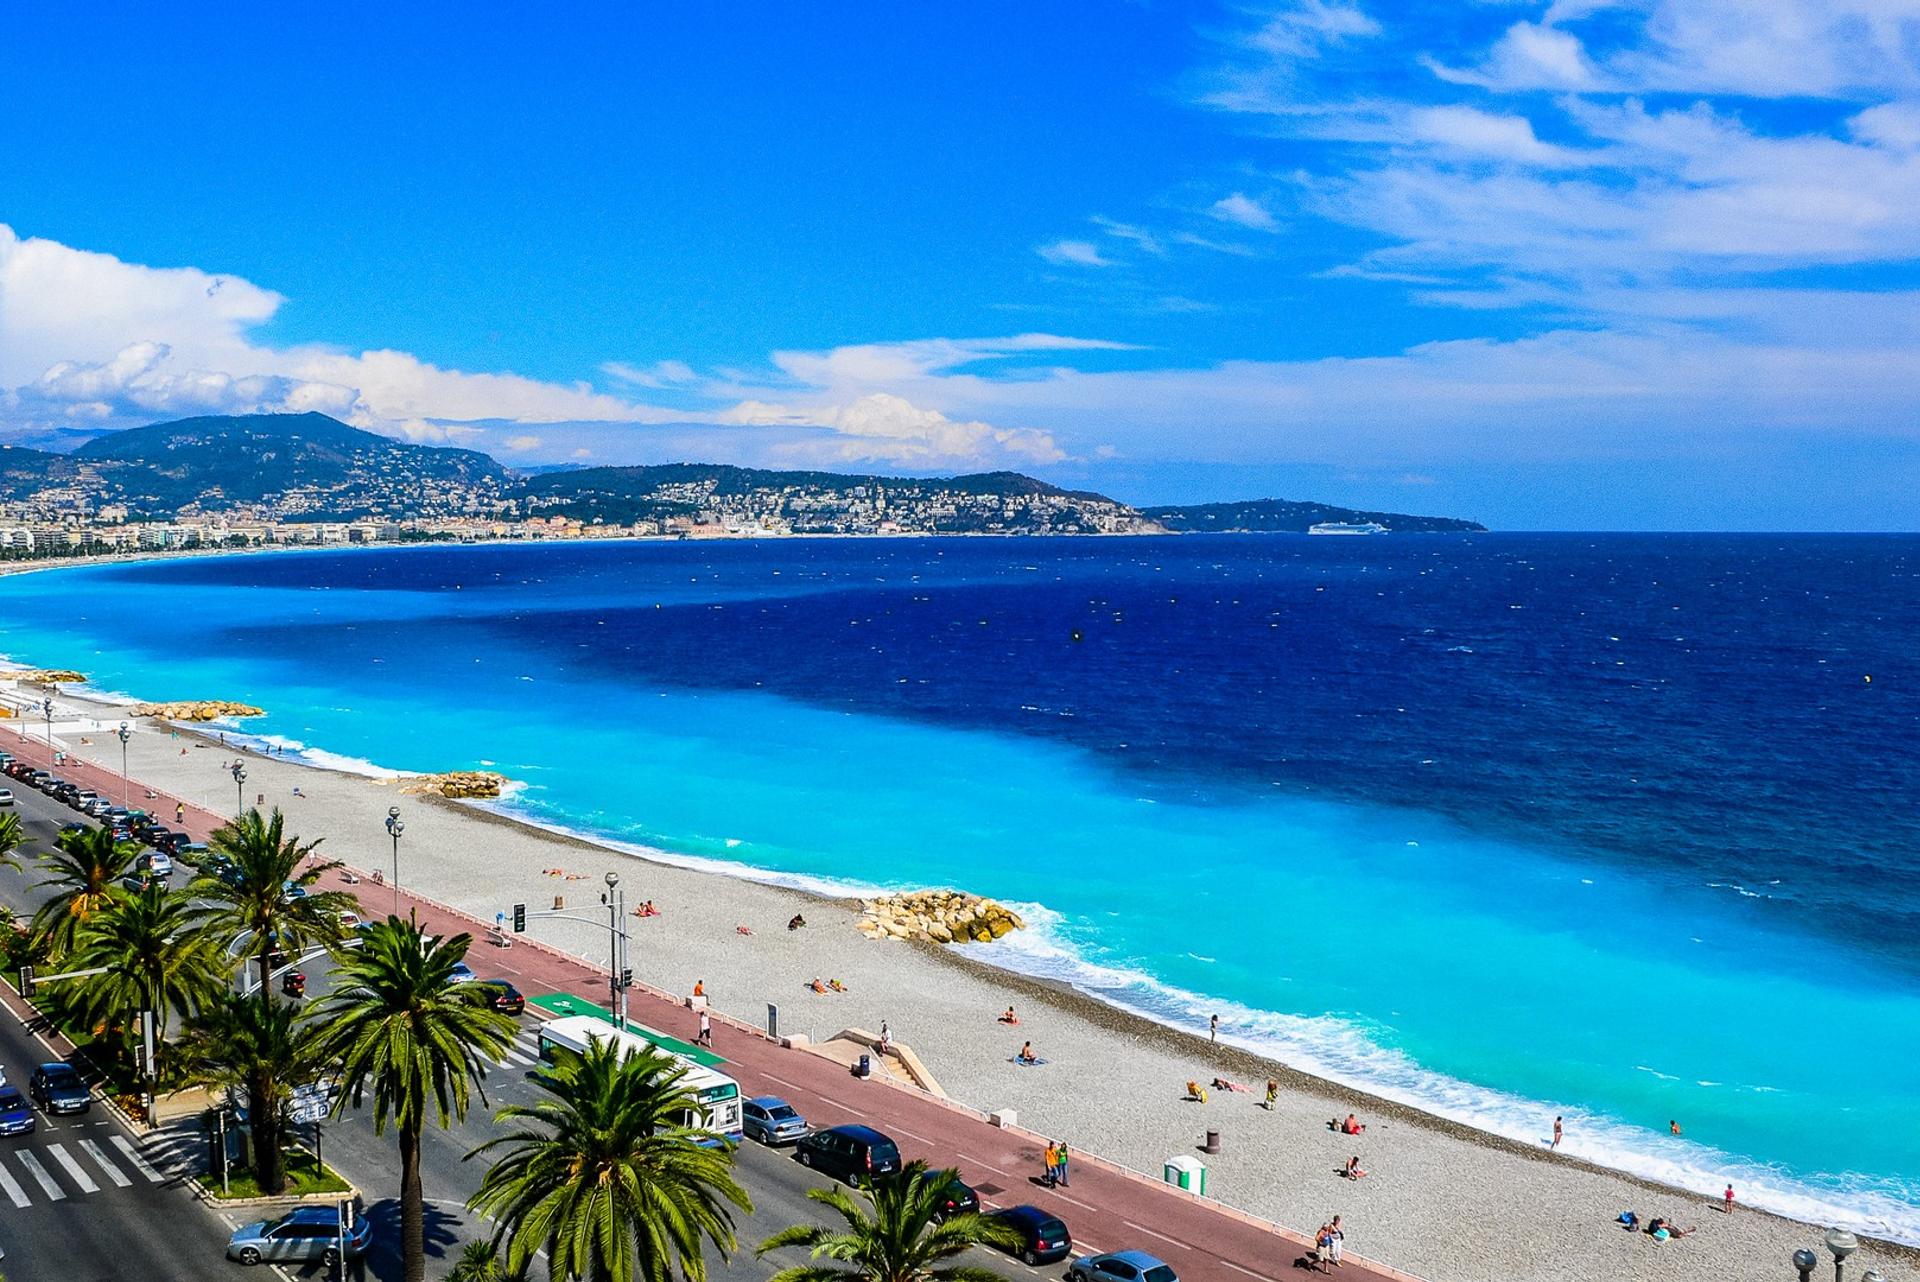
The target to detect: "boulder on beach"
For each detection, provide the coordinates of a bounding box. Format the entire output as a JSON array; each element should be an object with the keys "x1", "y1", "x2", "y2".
[
  {"x1": 857, "y1": 889, "x2": 1024, "y2": 946},
  {"x1": 127, "y1": 699, "x2": 265, "y2": 721},
  {"x1": 400, "y1": 770, "x2": 507, "y2": 799},
  {"x1": 8, "y1": 669, "x2": 87, "y2": 685}
]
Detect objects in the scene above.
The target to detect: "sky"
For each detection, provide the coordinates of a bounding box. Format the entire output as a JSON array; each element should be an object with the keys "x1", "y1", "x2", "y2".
[{"x1": 3, "y1": 3, "x2": 1920, "y2": 529}]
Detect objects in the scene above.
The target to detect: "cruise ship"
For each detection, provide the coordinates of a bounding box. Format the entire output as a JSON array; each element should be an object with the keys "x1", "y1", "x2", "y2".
[{"x1": 1308, "y1": 521, "x2": 1388, "y2": 535}]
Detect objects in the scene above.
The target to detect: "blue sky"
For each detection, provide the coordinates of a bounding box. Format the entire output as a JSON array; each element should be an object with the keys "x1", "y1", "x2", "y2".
[{"x1": 3, "y1": 2, "x2": 1919, "y2": 528}]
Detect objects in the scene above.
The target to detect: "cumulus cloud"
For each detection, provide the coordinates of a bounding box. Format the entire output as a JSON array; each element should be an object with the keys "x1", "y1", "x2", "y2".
[{"x1": 1209, "y1": 192, "x2": 1279, "y2": 231}]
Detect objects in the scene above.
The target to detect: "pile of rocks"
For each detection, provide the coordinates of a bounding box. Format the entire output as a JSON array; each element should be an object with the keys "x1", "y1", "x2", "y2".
[
  {"x1": 856, "y1": 890, "x2": 1024, "y2": 945},
  {"x1": 10, "y1": 669, "x2": 88, "y2": 685},
  {"x1": 128, "y1": 699, "x2": 265, "y2": 721},
  {"x1": 401, "y1": 770, "x2": 506, "y2": 799}
]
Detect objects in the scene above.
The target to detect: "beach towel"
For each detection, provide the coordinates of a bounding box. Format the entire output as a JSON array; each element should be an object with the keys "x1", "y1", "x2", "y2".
[{"x1": 1011, "y1": 1056, "x2": 1050, "y2": 1067}]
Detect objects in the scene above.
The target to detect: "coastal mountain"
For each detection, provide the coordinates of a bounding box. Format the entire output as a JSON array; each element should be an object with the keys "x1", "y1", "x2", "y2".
[
  {"x1": 1145, "y1": 498, "x2": 1487, "y2": 534},
  {"x1": 0, "y1": 413, "x2": 1487, "y2": 534},
  {"x1": 523, "y1": 463, "x2": 1142, "y2": 534}
]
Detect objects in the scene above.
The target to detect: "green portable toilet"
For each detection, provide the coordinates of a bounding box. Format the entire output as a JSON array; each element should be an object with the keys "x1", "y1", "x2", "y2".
[{"x1": 1163, "y1": 1154, "x2": 1207, "y2": 1196}]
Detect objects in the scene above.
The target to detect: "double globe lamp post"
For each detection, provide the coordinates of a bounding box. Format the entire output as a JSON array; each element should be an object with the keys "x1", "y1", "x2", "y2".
[{"x1": 1792, "y1": 1228, "x2": 1880, "y2": 1282}]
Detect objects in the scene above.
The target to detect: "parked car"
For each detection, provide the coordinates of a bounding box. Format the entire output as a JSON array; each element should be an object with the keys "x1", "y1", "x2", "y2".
[
  {"x1": 448, "y1": 961, "x2": 478, "y2": 984},
  {"x1": 934, "y1": 1174, "x2": 980, "y2": 1221},
  {"x1": 1069, "y1": 1251, "x2": 1179, "y2": 1282},
  {"x1": 794, "y1": 1124, "x2": 902, "y2": 1184},
  {"x1": 0, "y1": 1087, "x2": 33, "y2": 1137},
  {"x1": 476, "y1": 979, "x2": 525, "y2": 1015},
  {"x1": 71, "y1": 789, "x2": 99, "y2": 809},
  {"x1": 0, "y1": 787, "x2": 12, "y2": 807},
  {"x1": 50, "y1": 783, "x2": 78, "y2": 804},
  {"x1": 81, "y1": 797, "x2": 113, "y2": 818},
  {"x1": 225, "y1": 1206, "x2": 374, "y2": 1266},
  {"x1": 28, "y1": 1062, "x2": 90, "y2": 1116},
  {"x1": 987, "y1": 1206, "x2": 1073, "y2": 1266},
  {"x1": 741, "y1": 1095, "x2": 808, "y2": 1145},
  {"x1": 139, "y1": 850, "x2": 174, "y2": 879},
  {"x1": 176, "y1": 841, "x2": 211, "y2": 865},
  {"x1": 58, "y1": 822, "x2": 87, "y2": 839}
]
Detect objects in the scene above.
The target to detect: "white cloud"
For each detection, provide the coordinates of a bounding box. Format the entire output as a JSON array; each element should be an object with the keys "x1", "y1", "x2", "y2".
[
  {"x1": 727, "y1": 392, "x2": 1065, "y2": 467},
  {"x1": 1036, "y1": 239, "x2": 1116, "y2": 268},
  {"x1": 1248, "y1": 0, "x2": 1381, "y2": 59},
  {"x1": 1091, "y1": 216, "x2": 1166, "y2": 255},
  {"x1": 601, "y1": 359, "x2": 699, "y2": 388},
  {"x1": 0, "y1": 224, "x2": 668, "y2": 438},
  {"x1": 1209, "y1": 192, "x2": 1279, "y2": 230},
  {"x1": 501, "y1": 434, "x2": 545, "y2": 451}
]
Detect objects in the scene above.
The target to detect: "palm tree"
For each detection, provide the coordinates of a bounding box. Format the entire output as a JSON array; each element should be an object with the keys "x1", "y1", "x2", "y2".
[
  {"x1": 182, "y1": 991, "x2": 321, "y2": 1196},
  {"x1": 30, "y1": 823, "x2": 139, "y2": 954},
  {"x1": 69, "y1": 882, "x2": 225, "y2": 1084},
  {"x1": 467, "y1": 1034, "x2": 751, "y2": 1282},
  {"x1": 758, "y1": 1161, "x2": 1018, "y2": 1282},
  {"x1": 446, "y1": 1240, "x2": 522, "y2": 1282},
  {"x1": 0, "y1": 810, "x2": 25, "y2": 873},
  {"x1": 316, "y1": 917, "x2": 516, "y2": 1282},
  {"x1": 194, "y1": 807, "x2": 352, "y2": 1003}
]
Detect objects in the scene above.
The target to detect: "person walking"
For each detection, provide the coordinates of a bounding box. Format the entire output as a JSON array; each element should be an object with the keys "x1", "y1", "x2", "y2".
[
  {"x1": 175, "y1": 800, "x2": 185, "y2": 824},
  {"x1": 1042, "y1": 1140, "x2": 1059, "y2": 1187},
  {"x1": 1056, "y1": 1140, "x2": 1070, "y2": 1187},
  {"x1": 697, "y1": 1006, "x2": 713, "y2": 1047},
  {"x1": 1328, "y1": 1215, "x2": 1345, "y2": 1267},
  {"x1": 1551, "y1": 1116, "x2": 1563, "y2": 1150}
]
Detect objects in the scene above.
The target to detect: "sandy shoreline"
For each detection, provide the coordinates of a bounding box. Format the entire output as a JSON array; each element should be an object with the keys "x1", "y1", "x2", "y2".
[{"x1": 9, "y1": 678, "x2": 1912, "y2": 1282}]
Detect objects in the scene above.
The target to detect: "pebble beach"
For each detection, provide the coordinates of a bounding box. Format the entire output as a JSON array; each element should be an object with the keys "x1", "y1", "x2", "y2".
[{"x1": 18, "y1": 687, "x2": 1910, "y2": 1282}]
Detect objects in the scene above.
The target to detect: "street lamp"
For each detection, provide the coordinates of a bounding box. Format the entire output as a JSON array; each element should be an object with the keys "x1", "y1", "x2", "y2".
[
  {"x1": 39, "y1": 696, "x2": 53, "y2": 760},
  {"x1": 601, "y1": 871, "x2": 626, "y2": 1028},
  {"x1": 384, "y1": 807, "x2": 404, "y2": 914},
  {"x1": 1825, "y1": 1229, "x2": 1859, "y2": 1282},
  {"x1": 230, "y1": 762, "x2": 246, "y2": 817},
  {"x1": 116, "y1": 721, "x2": 131, "y2": 809}
]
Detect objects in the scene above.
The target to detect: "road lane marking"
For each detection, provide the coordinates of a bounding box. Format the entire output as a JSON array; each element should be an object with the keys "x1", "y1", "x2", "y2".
[
  {"x1": 1221, "y1": 1263, "x2": 1276, "y2": 1282},
  {"x1": 17, "y1": 1150, "x2": 63, "y2": 1200},
  {"x1": 0, "y1": 1160, "x2": 28, "y2": 1207},
  {"x1": 47, "y1": 1141, "x2": 98, "y2": 1192},
  {"x1": 110, "y1": 1135, "x2": 166, "y2": 1183},
  {"x1": 80, "y1": 1138, "x2": 131, "y2": 1187},
  {"x1": 891, "y1": 1124, "x2": 933, "y2": 1144},
  {"x1": 958, "y1": 1152, "x2": 1012, "y2": 1176},
  {"x1": 764, "y1": 1074, "x2": 806, "y2": 1092},
  {"x1": 1122, "y1": 1219, "x2": 1185, "y2": 1248}
]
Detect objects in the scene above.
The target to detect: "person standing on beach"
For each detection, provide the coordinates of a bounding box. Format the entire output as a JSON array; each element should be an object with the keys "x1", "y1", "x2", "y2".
[
  {"x1": 1265, "y1": 1078, "x2": 1279, "y2": 1111},
  {"x1": 1551, "y1": 1116, "x2": 1563, "y2": 1150},
  {"x1": 1209, "y1": 1013, "x2": 1220, "y2": 1042},
  {"x1": 1724, "y1": 1184, "x2": 1736, "y2": 1214}
]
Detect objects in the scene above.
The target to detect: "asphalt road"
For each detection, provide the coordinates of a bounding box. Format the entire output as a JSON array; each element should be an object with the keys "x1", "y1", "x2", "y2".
[{"x1": 0, "y1": 771, "x2": 1052, "y2": 1282}]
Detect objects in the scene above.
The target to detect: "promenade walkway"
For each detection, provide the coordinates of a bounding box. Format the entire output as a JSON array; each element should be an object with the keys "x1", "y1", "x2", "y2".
[{"x1": 4, "y1": 724, "x2": 1419, "y2": 1282}]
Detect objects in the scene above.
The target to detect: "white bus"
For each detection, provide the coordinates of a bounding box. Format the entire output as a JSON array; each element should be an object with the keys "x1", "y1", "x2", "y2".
[{"x1": 535, "y1": 1014, "x2": 744, "y2": 1145}]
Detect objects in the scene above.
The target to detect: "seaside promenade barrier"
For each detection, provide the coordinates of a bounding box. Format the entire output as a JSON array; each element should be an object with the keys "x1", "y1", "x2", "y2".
[{"x1": 3, "y1": 721, "x2": 1431, "y2": 1282}]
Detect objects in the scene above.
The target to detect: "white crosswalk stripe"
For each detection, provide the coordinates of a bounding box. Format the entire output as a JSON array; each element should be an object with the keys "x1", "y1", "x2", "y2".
[
  {"x1": 80, "y1": 1139, "x2": 132, "y2": 1187},
  {"x1": 46, "y1": 1142, "x2": 98, "y2": 1193},
  {"x1": 0, "y1": 1159, "x2": 28, "y2": 1208},
  {"x1": 16, "y1": 1150, "x2": 64, "y2": 1200},
  {"x1": 111, "y1": 1135, "x2": 167, "y2": 1183}
]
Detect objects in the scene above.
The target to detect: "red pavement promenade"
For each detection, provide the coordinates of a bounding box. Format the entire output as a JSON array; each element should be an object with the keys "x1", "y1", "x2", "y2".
[{"x1": 5, "y1": 726, "x2": 1419, "y2": 1282}]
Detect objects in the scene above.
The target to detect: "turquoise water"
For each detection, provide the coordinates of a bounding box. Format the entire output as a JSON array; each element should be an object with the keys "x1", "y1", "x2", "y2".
[{"x1": 0, "y1": 538, "x2": 1915, "y2": 1237}]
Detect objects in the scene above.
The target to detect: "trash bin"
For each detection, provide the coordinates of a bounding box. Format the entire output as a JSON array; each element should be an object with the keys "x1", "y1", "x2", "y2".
[
  {"x1": 854, "y1": 1053, "x2": 872, "y2": 1078},
  {"x1": 1163, "y1": 1155, "x2": 1207, "y2": 1196}
]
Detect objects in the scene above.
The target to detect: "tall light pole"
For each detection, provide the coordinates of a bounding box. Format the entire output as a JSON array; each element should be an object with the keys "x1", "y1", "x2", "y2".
[
  {"x1": 230, "y1": 762, "x2": 246, "y2": 817},
  {"x1": 601, "y1": 871, "x2": 627, "y2": 1029},
  {"x1": 384, "y1": 807, "x2": 404, "y2": 915},
  {"x1": 40, "y1": 696, "x2": 53, "y2": 761},
  {"x1": 116, "y1": 721, "x2": 131, "y2": 809}
]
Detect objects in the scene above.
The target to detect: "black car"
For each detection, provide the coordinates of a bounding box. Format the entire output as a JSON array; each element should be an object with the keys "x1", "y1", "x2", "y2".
[
  {"x1": 28, "y1": 1063, "x2": 91, "y2": 1116},
  {"x1": 794, "y1": 1124, "x2": 902, "y2": 1185},
  {"x1": 477, "y1": 980, "x2": 526, "y2": 1015},
  {"x1": 50, "y1": 783, "x2": 79, "y2": 804},
  {"x1": 934, "y1": 1174, "x2": 980, "y2": 1221},
  {"x1": 987, "y1": 1206, "x2": 1073, "y2": 1266}
]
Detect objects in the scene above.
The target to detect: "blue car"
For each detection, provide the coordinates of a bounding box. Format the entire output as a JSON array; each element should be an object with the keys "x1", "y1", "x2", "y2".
[
  {"x1": 741, "y1": 1096, "x2": 808, "y2": 1145},
  {"x1": 0, "y1": 1087, "x2": 34, "y2": 1136},
  {"x1": 1069, "y1": 1251, "x2": 1179, "y2": 1282}
]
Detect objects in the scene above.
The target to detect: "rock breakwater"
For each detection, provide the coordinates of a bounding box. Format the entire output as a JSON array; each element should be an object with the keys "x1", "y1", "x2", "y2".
[{"x1": 856, "y1": 890, "x2": 1024, "y2": 944}]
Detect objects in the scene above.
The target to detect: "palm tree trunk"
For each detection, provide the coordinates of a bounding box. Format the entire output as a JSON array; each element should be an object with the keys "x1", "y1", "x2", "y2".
[
  {"x1": 251, "y1": 1068, "x2": 285, "y2": 1195},
  {"x1": 401, "y1": 1118, "x2": 425, "y2": 1282}
]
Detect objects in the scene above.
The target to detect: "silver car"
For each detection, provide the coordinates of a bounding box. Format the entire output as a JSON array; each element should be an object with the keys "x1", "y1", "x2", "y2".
[{"x1": 226, "y1": 1206, "x2": 372, "y2": 1266}]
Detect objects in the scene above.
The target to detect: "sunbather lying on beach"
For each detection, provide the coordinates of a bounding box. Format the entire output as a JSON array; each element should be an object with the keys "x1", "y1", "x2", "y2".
[
  {"x1": 1212, "y1": 1076, "x2": 1249, "y2": 1092},
  {"x1": 736, "y1": 924, "x2": 754, "y2": 935},
  {"x1": 828, "y1": 978, "x2": 847, "y2": 992}
]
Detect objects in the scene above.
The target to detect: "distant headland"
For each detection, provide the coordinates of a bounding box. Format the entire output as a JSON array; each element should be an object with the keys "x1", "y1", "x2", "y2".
[{"x1": 0, "y1": 412, "x2": 1485, "y2": 555}]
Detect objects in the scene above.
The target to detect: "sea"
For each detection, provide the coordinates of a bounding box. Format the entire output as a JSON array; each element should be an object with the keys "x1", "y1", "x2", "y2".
[{"x1": 0, "y1": 534, "x2": 1915, "y2": 1238}]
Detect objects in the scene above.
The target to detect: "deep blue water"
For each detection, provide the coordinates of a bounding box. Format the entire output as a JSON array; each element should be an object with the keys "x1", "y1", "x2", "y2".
[{"x1": 1, "y1": 534, "x2": 1916, "y2": 1235}]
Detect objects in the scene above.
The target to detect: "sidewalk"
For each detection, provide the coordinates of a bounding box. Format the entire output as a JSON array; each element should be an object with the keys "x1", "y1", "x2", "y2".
[{"x1": 4, "y1": 724, "x2": 1418, "y2": 1282}]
